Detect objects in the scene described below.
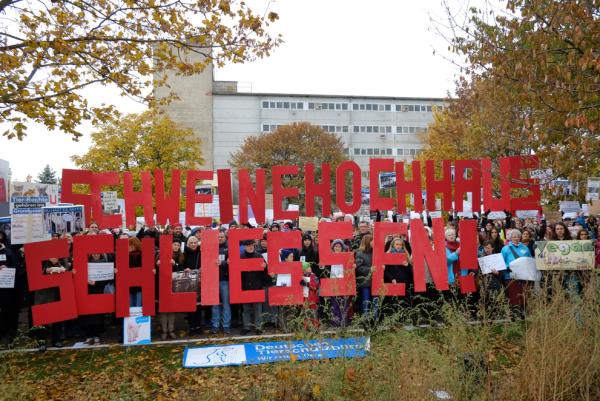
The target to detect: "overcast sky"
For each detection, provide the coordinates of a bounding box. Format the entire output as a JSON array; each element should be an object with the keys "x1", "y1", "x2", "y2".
[{"x1": 1, "y1": 0, "x2": 481, "y2": 182}]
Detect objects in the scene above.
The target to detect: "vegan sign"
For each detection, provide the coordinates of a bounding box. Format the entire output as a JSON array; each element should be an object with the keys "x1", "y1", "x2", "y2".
[{"x1": 534, "y1": 240, "x2": 595, "y2": 271}]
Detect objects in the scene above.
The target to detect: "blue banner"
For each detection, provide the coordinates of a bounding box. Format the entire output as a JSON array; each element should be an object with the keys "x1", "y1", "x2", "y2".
[{"x1": 182, "y1": 337, "x2": 370, "y2": 368}]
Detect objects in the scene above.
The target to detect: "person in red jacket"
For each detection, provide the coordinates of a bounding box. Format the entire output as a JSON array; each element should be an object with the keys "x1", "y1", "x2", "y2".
[{"x1": 299, "y1": 261, "x2": 319, "y2": 330}]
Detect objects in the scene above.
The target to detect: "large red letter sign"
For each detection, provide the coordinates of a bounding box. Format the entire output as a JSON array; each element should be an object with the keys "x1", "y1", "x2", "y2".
[
  {"x1": 72, "y1": 234, "x2": 115, "y2": 315},
  {"x1": 91, "y1": 172, "x2": 121, "y2": 229},
  {"x1": 115, "y1": 237, "x2": 156, "y2": 317},
  {"x1": 61, "y1": 169, "x2": 93, "y2": 225},
  {"x1": 267, "y1": 231, "x2": 303, "y2": 305},
  {"x1": 24, "y1": 239, "x2": 78, "y2": 326},
  {"x1": 305, "y1": 163, "x2": 332, "y2": 218},
  {"x1": 200, "y1": 229, "x2": 220, "y2": 306},
  {"x1": 228, "y1": 228, "x2": 265, "y2": 304},
  {"x1": 185, "y1": 170, "x2": 213, "y2": 226},
  {"x1": 124, "y1": 171, "x2": 154, "y2": 227},
  {"x1": 372, "y1": 222, "x2": 408, "y2": 296},
  {"x1": 318, "y1": 221, "x2": 356, "y2": 297},
  {"x1": 273, "y1": 165, "x2": 300, "y2": 220},
  {"x1": 155, "y1": 169, "x2": 181, "y2": 226},
  {"x1": 411, "y1": 218, "x2": 449, "y2": 292}
]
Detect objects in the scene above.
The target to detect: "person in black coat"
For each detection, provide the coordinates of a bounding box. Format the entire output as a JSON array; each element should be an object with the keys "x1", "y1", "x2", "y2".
[
  {"x1": 300, "y1": 233, "x2": 320, "y2": 277},
  {"x1": 382, "y1": 237, "x2": 413, "y2": 317},
  {"x1": 240, "y1": 239, "x2": 268, "y2": 335},
  {"x1": 0, "y1": 242, "x2": 20, "y2": 341}
]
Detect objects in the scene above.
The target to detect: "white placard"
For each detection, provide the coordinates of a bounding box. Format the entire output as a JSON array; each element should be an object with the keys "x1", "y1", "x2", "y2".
[
  {"x1": 275, "y1": 274, "x2": 292, "y2": 287},
  {"x1": 10, "y1": 213, "x2": 49, "y2": 244},
  {"x1": 559, "y1": 201, "x2": 581, "y2": 213},
  {"x1": 261, "y1": 253, "x2": 268, "y2": 264},
  {"x1": 477, "y1": 254, "x2": 507, "y2": 275},
  {"x1": 509, "y1": 257, "x2": 540, "y2": 281},
  {"x1": 123, "y1": 307, "x2": 151, "y2": 345},
  {"x1": 100, "y1": 191, "x2": 118, "y2": 213},
  {"x1": 487, "y1": 211, "x2": 507, "y2": 220},
  {"x1": 429, "y1": 211, "x2": 442, "y2": 218},
  {"x1": 516, "y1": 210, "x2": 538, "y2": 219},
  {"x1": 0, "y1": 267, "x2": 16, "y2": 288},
  {"x1": 330, "y1": 264, "x2": 344, "y2": 278},
  {"x1": 88, "y1": 262, "x2": 115, "y2": 282},
  {"x1": 287, "y1": 204, "x2": 299, "y2": 212},
  {"x1": 303, "y1": 276, "x2": 310, "y2": 297}
]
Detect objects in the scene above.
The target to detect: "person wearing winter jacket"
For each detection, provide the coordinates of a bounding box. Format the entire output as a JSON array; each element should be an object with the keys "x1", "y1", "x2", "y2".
[
  {"x1": 0, "y1": 242, "x2": 20, "y2": 341},
  {"x1": 355, "y1": 234, "x2": 377, "y2": 318},
  {"x1": 240, "y1": 239, "x2": 269, "y2": 335},
  {"x1": 210, "y1": 230, "x2": 231, "y2": 335}
]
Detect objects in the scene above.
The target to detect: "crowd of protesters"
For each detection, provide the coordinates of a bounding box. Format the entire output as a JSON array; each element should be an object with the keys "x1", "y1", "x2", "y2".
[{"x1": 0, "y1": 209, "x2": 598, "y2": 349}]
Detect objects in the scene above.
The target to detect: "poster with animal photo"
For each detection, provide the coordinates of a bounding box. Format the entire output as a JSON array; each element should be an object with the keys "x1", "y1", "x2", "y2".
[
  {"x1": 42, "y1": 205, "x2": 85, "y2": 235},
  {"x1": 9, "y1": 181, "x2": 60, "y2": 213},
  {"x1": 123, "y1": 307, "x2": 151, "y2": 345}
]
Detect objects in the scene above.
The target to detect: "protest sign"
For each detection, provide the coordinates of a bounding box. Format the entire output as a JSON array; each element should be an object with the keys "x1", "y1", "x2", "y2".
[
  {"x1": 509, "y1": 257, "x2": 540, "y2": 281},
  {"x1": 535, "y1": 240, "x2": 595, "y2": 270},
  {"x1": 0, "y1": 267, "x2": 16, "y2": 288},
  {"x1": 428, "y1": 211, "x2": 442, "y2": 218},
  {"x1": 11, "y1": 212, "x2": 48, "y2": 244},
  {"x1": 298, "y1": 216, "x2": 318, "y2": 232},
  {"x1": 330, "y1": 264, "x2": 344, "y2": 278},
  {"x1": 477, "y1": 253, "x2": 507, "y2": 275},
  {"x1": 123, "y1": 307, "x2": 151, "y2": 345},
  {"x1": 88, "y1": 262, "x2": 115, "y2": 282},
  {"x1": 544, "y1": 211, "x2": 563, "y2": 223},
  {"x1": 9, "y1": 182, "x2": 60, "y2": 213},
  {"x1": 100, "y1": 191, "x2": 119, "y2": 213},
  {"x1": 590, "y1": 200, "x2": 600, "y2": 216},
  {"x1": 516, "y1": 210, "x2": 538, "y2": 219},
  {"x1": 559, "y1": 201, "x2": 581, "y2": 213},
  {"x1": 275, "y1": 274, "x2": 292, "y2": 287},
  {"x1": 586, "y1": 177, "x2": 600, "y2": 202},
  {"x1": 42, "y1": 205, "x2": 85, "y2": 234},
  {"x1": 182, "y1": 337, "x2": 370, "y2": 368},
  {"x1": 194, "y1": 194, "x2": 220, "y2": 219},
  {"x1": 379, "y1": 172, "x2": 396, "y2": 189},
  {"x1": 487, "y1": 211, "x2": 506, "y2": 220},
  {"x1": 530, "y1": 168, "x2": 553, "y2": 181}
]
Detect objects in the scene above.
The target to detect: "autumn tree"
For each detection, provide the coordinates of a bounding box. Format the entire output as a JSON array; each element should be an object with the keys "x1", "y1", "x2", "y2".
[
  {"x1": 72, "y1": 109, "x2": 202, "y2": 201},
  {"x1": 1, "y1": 1, "x2": 280, "y2": 140},
  {"x1": 230, "y1": 122, "x2": 348, "y2": 213},
  {"x1": 423, "y1": 0, "x2": 600, "y2": 198},
  {"x1": 36, "y1": 164, "x2": 58, "y2": 185}
]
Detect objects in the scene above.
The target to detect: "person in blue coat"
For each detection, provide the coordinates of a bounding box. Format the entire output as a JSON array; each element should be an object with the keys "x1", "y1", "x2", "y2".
[{"x1": 500, "y1": 229, "x2": 531, "y2": 281}]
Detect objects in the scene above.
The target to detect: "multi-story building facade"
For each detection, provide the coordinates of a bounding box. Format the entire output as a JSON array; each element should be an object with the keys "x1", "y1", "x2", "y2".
[{"x1": 154, "y1": 53, "x2": 445, "y2": 179}]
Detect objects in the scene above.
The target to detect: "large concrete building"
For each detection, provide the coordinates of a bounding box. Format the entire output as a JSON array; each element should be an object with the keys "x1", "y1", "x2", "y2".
[{"x1": 155, "y1": 52, "x2": 445, "y2": 177}]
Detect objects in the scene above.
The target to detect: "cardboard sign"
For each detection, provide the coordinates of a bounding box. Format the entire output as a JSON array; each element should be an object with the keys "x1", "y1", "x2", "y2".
[
  {"x1": 590, "y1": 200, "x2": 600, "y2": 216},
  {"x1": 535, "y1": 240, "x2": 595, "y2": 270},
  {"x1": 298, "y1": 216, "x2": 318, "y2": 232},
  {"x1": 544, "y1": 211, "x2": 563, "y2": 223},
  {"x1": 477, "y1": 253, "x2": 507, "y2": 275}
]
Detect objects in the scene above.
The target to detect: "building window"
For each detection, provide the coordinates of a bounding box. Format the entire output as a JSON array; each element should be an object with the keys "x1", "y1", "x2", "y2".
[
  {"x1": 342, "y1": 104, "x2": 348, "y2": 110},
  {"x1": 410, "y1": 149, "x2": 416, "y2": 155},
  {"x1": 262, "y1": 124, "x2": 269, "y2": 132},
  {"x1": 387, "y1": 148, "x2": 392, "y2": 155},
  {"x1": 308, "y1": 103, "x2": 315, "y2": 109},
  {"x1": 427, "y1": 105, "x2": 433, "y2": 112},
  {"x1": 367, "y1": 148, "x2": 373, "y2": 155},
  {"x1": 343, "y1": 126, "x2": 348, "y2": 133},
  {"x1": 361, "y1": 149, "x2": 366, "y2": 155},
  {"x1": 374, "y1": 148, "x2": 380, "y2": 155},
  {"x1": 354, "y1": 148, "x2": 360, "y2": 155},
  {"x1": 262, "y1": 101, "x2": 269, "y2": 108}
]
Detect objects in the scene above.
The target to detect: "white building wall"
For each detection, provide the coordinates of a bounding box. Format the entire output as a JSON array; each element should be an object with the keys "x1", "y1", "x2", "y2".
[{"x1": 212, "y1": 94, "x2": 444, "y2": 173}]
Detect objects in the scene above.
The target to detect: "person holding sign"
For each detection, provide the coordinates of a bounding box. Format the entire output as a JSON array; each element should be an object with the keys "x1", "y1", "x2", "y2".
[
  {"x1": 327, "y1": 239, "x2": 354, "y2": 328},
  {"x1": 501, "y1": 230, "x2": 532, "y2": 314},
  {"x1": 81, "y1": 252, "x2": 111, "y2": 345},
  {"x1": 0, "y1": 241, "x2": 19, "y2": 341},
  {"x1": 382, "y1": 237, "x2": 413, "y2": 316},
  {"x1": 355, "y1": 234, "x2": 376, "y2": 318},
  {"x1": 299, "y1": 234, "x2": 319, "y2": 277}
]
